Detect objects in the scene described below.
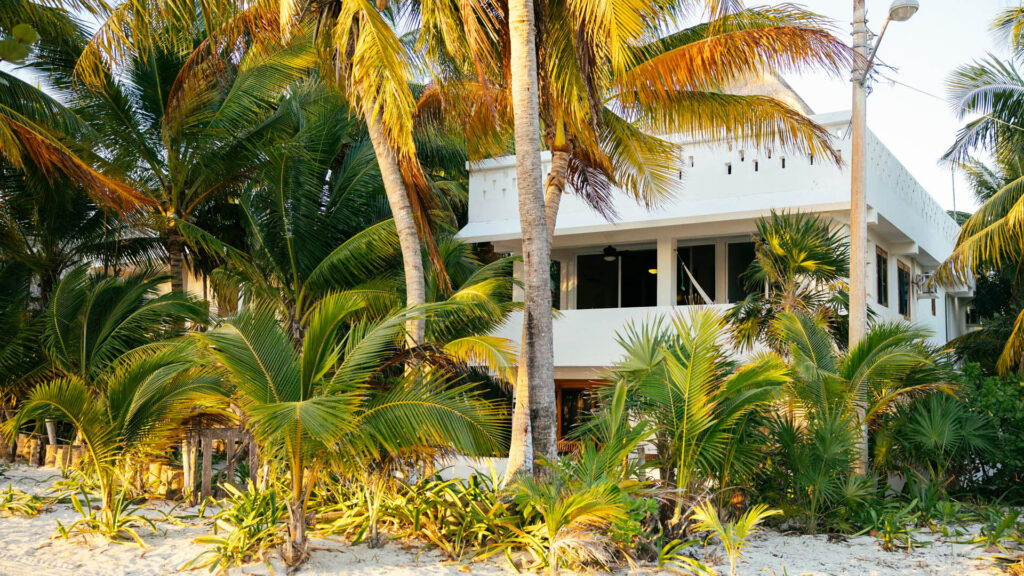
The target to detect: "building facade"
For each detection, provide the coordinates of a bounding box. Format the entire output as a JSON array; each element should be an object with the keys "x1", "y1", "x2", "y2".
[{"x1": 456, "y1": 111, "x2": 971, "y2": 444}]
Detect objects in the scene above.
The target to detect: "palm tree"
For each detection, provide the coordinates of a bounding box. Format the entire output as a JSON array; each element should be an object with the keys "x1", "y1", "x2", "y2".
[
  {"x1": 936, "y1": 45, "x2": 1024, "y2": 373},
  {"x1": 203, "y1": 297, "x2": 506, "y2": 566},
  {"x1": 423, "y1": 2, "x2": 850, "y2": 478},
  {"x1": 278, "y1": 0, "x2": 462, "y2": 349},
  {"x1": 63, "y1": 3, "x2": 317, "y2": 293},
  {"x1": 728, "y1": 211, "x2": 851, "y2": 352},
  {"x1": 39, "y1": 266, "x2": 208, "y2": 381},
  {"x1": 772, "y1": 311, "x2": 950, "y2": 488},
  {"x1": 9, "y1": 340, "x2": 223, "y2": 527},
  {"x1": 200, "y1": 85, "x2": 518, "y2": 381},
  {"x1": 5, "y1": 267, "x2": 218, "y2": 528},
  {"x1": 0, "y1": 1, "x2": 151, "y2": 214},
  {"x1": 608, "y1": 310, "x2": 788, "y2": 529}
]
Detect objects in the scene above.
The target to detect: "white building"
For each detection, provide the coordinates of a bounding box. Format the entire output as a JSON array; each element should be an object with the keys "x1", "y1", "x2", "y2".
[{"x1": 457, "y1": 108, "x2": 972, "y2": 444}]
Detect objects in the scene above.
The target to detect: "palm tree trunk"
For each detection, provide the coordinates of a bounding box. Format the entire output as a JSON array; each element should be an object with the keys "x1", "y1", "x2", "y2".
[
  {"x1": 544, "y1": 150, "x2": 570, "y2": 241},
  {"x1": 505, "y1": 0, "x2": 556, "y2": 478},
  {"x1": 364, "y1": 112, "x2": 427, "y2": 346},
  {"x1": 284, "y1": 461, "x2": 308, "y2": 566},
  {"x1": 167, "y1": 227, "x2": 185, "y2": 294},
  {"x1": 506, "y1": 149, "x2": 568, "y2": 480}
]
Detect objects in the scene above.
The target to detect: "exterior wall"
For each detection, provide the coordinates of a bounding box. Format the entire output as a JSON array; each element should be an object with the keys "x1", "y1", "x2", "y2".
[{"x1": 458, "y1": 110, "x2": 969, "y2": 372}]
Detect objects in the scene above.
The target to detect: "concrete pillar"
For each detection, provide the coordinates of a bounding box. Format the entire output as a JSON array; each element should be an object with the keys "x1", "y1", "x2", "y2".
[{"x1": 656, "y1": 237, "x2": 677, "y2": 306}]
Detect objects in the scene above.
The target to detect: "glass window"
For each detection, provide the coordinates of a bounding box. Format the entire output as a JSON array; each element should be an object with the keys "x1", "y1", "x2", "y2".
[
  {"x1": 620, "y1": 249, "x2": 657, "y2": 308},
  {"x1": 727, "y1": 242, "x2": 757, "y2": 303},
  {"x1": 551, "y1": 261, "x2": 561, "y2": 310},
  {"x1": 897, "y1": 261, "x2": 911, "y2": 318},
  {"x1": 576, "y1": 249, "x2": 657, "y2": 309},
  {"x1": 559, "y1": 387, "x2": 591, "y2": 439},
  {"x1": 576, "y1": 254, "x2": 618, "y2": 309},
  {"x1": 876, "y1": 247, "x2": 889, "y2": 307},
  {"x1": 678, "y1": 244, "x2": 716, "y2": 305}
]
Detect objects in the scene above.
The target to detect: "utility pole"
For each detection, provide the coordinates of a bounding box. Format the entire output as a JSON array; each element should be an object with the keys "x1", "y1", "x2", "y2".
[{"x1": 849, "y1": 0, "x2": 919, "y2": 475}]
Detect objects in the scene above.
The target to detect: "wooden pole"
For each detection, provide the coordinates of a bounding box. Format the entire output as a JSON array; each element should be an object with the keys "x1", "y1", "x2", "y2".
[{"x1": 200, "y1": 434, "x2": 213, "y2": 502}]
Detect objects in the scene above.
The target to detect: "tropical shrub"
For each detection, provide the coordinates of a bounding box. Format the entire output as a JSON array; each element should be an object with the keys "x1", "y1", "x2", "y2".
[
  {"x1": 5, "y1": 270, "x2": 222, "y2": 542},
  {"x1": 756, "y1": 311, "x2": 949, "y2": 532},
  {"x1": 607, "y1": 310, "x2": 787, "y2": 531},
  {"x1": 956, "y1": 364, "x2": 1024, "y2": 499},
  {"x1": 690, "y1": 501, "x2": 780, "y2": 576},
  {"x1": 203, "y1": 298, "x2": 505, "y2": 566},
  {"x1": 874, "y1": 392, "x2": 994, "y2": 495},
  {"x1": 54, "y1": 487, "x2": 156, "y2": 546},
  {"x1": 188, "y1": 481, "x2": 286, "y2": 572}
]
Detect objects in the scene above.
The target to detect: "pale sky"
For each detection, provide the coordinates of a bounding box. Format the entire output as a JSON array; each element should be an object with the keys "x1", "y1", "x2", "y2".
[{"x1": 784, "y1": 0, "x2": 1018, "y2": 214}]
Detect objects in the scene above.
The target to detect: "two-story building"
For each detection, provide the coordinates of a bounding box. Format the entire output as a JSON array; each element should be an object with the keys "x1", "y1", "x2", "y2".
[{"x1": 457, "y1": 108, "x2": 971, "y2": 443}]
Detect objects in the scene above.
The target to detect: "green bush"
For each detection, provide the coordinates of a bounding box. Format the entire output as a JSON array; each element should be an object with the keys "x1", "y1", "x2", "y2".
[
  {"x1": 187, "y1": 481, "x2": 286, "y2": 573},
  {"x1": 957, "y1": 363, "x2": 1024, "y2": 500}
]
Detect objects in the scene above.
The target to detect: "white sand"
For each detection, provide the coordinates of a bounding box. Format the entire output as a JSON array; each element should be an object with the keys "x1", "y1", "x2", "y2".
[{"x1": 0, "y1": 465, "x2": 1007, "y2": 576}]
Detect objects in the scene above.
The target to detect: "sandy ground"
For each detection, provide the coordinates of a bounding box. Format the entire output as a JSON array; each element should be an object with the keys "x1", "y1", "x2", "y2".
[{"x1": 0, "y1": 465, "x2": 1007, "y2": 576}]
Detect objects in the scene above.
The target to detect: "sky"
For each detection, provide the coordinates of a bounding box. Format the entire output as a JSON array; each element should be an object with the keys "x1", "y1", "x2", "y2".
[{"x1": 784, "y1": 0, "x2": 1018, "y2": 213}]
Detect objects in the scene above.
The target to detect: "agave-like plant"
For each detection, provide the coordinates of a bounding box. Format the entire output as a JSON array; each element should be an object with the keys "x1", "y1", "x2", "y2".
[{"x1": 202, "y1": 295, "x2": 506, "y2": 566}]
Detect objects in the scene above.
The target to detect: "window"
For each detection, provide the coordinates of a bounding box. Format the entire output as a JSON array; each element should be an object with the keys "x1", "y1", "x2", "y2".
[
  {"x1": 576, "y1": 254, "x2": 618, "y2": 309},
  {"x1": 558, "y1": 387, "x2": 593, "y2": 439},
  {"x1": 727, "y1": 242, "x2": 757, "y2": 303},
  {"x1": 576, "y1": 249, "x2": 657, "y2": 310},
  {"x1": 620, "y1": 250, "x2": 658, "y2": 307},
  {"x1": 677, "y1": 244, "x2": 716, "y2": 305},
  {"x1": 550, "y1": 261, "x2": 561, "y2": 310},
  {"x1": 897, "y1": 261, "x2": 911, "y2": 318},
  {"x1": 876, "y1": 247, "x2": 889, "y2": 307}
]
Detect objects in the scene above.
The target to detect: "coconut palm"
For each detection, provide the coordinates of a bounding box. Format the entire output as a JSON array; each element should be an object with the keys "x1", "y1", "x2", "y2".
[
  {"x1": 728, "y1": 211, "x2": 851, "y2": 352},
  {"x1": 608, "y1": 310, "x2": 788, "y2": 527},
  {"x1": 0, "y1": 1, "x2": 150, "y2": 213},
  {"x1": 39, "y1": 266, "x2": 208, "y2": 381},
  {"x1": 422, "y1": 1, "x2": 850, "y2": 477},
  {"x1": 201, "y1": 85, "x2": 517, "y2": 380},
  {"x1": 8, "y1": 340, "x2": 223, "y2": 534},
  {"x1": 934, "y1": 11, "x2": 1024, "y2": 374},
  {"x1": 203, "y1": 297, "x2": 506, "y2": 565},
  {"x1": 59, "y1": 2, "x2": 317, "y2": 293}
]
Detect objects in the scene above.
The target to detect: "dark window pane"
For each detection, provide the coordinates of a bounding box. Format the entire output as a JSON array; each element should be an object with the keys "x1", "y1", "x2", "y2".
[
  {"x1": 898, "y1": 263, "x2": 911, "y2": 317},
  {"x1": 577, "y1": 253, "x2": 618, "y2": 309},
  {"x1": 876, "y1": 250, "x2": 889, "y2": 307},
  {"x1": 620, "y1": 249, "x2": 658, "y2": 307},
  {"x1": 551, "y1": 261, "x2": 561, "y2": 310},
  {"x1": 678, "y1": 244, "x2": 717, "y2": 305},
  {"x1": 727, "y1": 242, "x2": 757, "y2": 303},
  {"x1": 560, "y1": 388, "x2": 585, "y2": 438}
]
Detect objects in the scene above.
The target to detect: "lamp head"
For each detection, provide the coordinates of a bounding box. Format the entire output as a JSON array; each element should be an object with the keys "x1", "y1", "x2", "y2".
[
  {"x1": 888, "y1": 0, "x2": 919, "y2": 22},
  {"x1": 603, "y1": 246, "x2": 618, "y2": 262}
]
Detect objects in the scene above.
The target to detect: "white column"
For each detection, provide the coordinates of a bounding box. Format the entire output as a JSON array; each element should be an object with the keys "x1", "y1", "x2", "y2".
[{"x1": 656, "y1": 237, "x2": 677, "y2": 306}]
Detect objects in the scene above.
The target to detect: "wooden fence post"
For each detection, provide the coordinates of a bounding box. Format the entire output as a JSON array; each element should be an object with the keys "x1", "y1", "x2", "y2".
[{"x1": 200, "y1": 434, "x2": 213, "y2": 502}]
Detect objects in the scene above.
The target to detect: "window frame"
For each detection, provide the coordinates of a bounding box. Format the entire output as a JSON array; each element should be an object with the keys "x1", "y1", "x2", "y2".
[
  {"x1": 875, "y1": 246, "x2": 889, "y2": 308},
  {"x1": 897, "y1": 260, "x2": 912, "y2": 319}
]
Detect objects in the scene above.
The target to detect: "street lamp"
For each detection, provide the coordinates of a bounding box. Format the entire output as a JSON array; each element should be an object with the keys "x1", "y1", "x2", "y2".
[{"x1": 849, "y1": 0, "x2": 917, "y2": 473}]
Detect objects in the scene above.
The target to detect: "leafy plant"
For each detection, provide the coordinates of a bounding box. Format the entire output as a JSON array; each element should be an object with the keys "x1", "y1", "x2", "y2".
[
  {"x1": 54, "y1": 488, "x2": 156, "y2": 546},
  {"x1": 964, "y1": 508, "x2": 1023, "y2": 553},
  {"x1": 858, "y1": 499, "x2": 921, "y2": 552},
  {"x1": 657, "y1": 539, "x2": 713, "y2": 575},
  {"x1": 690, "y1": 501, "x2": 780, "y2": 576},
  {"x1": 501, "y1": 474, "x2": 629, "y2": 575},
  {"x1": 607, "y1": 311, "x2": 787, "y2": 527},
  {"x1": 203, "y1": 299, "x2": 505, "y2": 565},
  {"x1": 187, "y1": 482, "x2": 285, "y2": 573},
  {"x1": 0, "y1": 484, "x2": 46, "y2": 516}
]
